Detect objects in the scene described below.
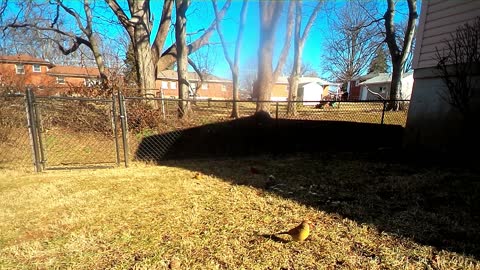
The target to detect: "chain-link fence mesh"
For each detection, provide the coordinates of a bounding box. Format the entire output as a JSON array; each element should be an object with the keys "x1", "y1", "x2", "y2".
[
  {"x1": 33, "y1": 96, "x2": 120, "y2": 168},
  {"x1": 0, "y1": 94, "x2": 32, "y2": 168},
  {"x1": 1, "y1": 90, "x2": 410, "y2": 171},
  {"x1": 124, "y1": 97, "x2": 410, "y2": 162}
]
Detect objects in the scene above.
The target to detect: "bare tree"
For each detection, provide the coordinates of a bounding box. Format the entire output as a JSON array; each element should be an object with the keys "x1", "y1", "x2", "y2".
[
  {"x1": 283, "y1": 61, "x2": 317, "y2": 77},
  {"x1": 435, "y1": 17, "x2": 480, "y2": 119},
  {"x1": 213, "y1": 0, "x2": 248, "y2": 118},
  {"x1": 323, "y1": 1, "x2": 382, "y2": 84},
  {"x1": 287, "y1": 0, "x2": 323, "y2": 116},
  {"x1": 383, "y1": 0, "x2": 417, "y2": 110},
  {"x1": 106, "y1": 0, "x2": 231, "y2": 97},
  {"x1": 255, "y1": 1, "x2": 294, "y2": 114},
  {"x1": 176, "y1": 0, "x2": 190, "y2": 118},
  {"x1": 4, "y1": 0, "x2": 109, "y2": 86}
]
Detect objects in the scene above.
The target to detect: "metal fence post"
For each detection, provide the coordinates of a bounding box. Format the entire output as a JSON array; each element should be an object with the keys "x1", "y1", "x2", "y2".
[
  {"x1": 275, "y1": 102, "x2": 279, "y2": 120},
  {"x1": 118, "y1": 91, "x2": 129, "y2": 167},
  {"x1": 25, "y1": 88, "x2": 42, "y2": 172},
  {"x1": 111, "y1": 94, "x2": 121, "y2": 166},
  {"x1": 33, "y1": 100, "x2": 46, "y2": 170},
  {"x1": 381, "y1": 100, "x2": 387, "y2": 125}
]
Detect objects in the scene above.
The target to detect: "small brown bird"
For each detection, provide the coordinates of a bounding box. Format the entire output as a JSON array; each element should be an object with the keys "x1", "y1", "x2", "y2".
[
  {"x1": 276, "y1": 219, "x2": 314, "y2": 241},
  {"x1": 192, "y1": 172, "x2": 202, "y2": 180}
]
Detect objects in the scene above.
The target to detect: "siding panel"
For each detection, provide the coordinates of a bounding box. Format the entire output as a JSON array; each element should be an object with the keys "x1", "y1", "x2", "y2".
[{"x1": 415, "y1": 0, "x2": 480, "y2": 69}]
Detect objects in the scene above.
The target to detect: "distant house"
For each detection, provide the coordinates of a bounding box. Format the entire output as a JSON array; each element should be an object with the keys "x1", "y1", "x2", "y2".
[
  {"x1": 0, "y1": 54, "x2": 113, "y2": 95},
  {"x1": 357, "y1": 72, "x2": 413, "y2": 100},
  {"x1": 404, "y1": 0, "x2": 480, "y2": 152},
  {"x1": 346, "y1": 73, "x2": 378, "y2": 100},
  {"x1": 47, "y1": 66, "x2": 104, "y2": 87},
  {"x1": 155, "y1": 70, "x2": 233, "y2": 100},
  {"x1": 269, "y1": 76, "x2": 341, "y2": 104},
  {"x1": 0, "y1": 54, "x2": 53, "y2": 91}
]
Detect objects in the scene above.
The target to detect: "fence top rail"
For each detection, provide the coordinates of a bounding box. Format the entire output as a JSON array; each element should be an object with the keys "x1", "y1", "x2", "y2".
[
  {"x1": 1, "y1": 93, "x2": 25, "y2": 98},
  {"x1": 122, "y1": 96, "x2": 410, "y2": 103},
  {"x1": 35, "y1": 95, "x2": 113, "y2": 103}
]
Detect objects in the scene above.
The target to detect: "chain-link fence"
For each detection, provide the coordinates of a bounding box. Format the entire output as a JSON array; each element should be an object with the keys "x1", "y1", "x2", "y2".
[
  {"x1": 124, "y1": 97, "x2": 409, "y2": 163},
  {"x1": 33, "y1": 95, "x2": 120, "y2": 168},
  {"x1": 0, "y1": 90, "x2": 409, "y2": 171},
  {"x1": 0, "y1": 94, "x2": 32, "y2": 168}
]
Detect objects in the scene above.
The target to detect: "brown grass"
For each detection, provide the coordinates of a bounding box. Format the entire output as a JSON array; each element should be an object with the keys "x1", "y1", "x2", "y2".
[{"x1": 1, "y1": 154, "x2": 478, "y2": 269}]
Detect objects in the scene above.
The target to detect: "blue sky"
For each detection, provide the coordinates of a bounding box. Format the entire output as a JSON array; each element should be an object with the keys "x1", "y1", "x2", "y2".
[
  {"x1": 3, "y1": 0, "x2": 416, "y2": 81},
  {"x1": 156, "y1": 0, "x2": 414, "y2": 80},
  {"x1": 160, "y1": 1, "x2": 340, "y2": 80}
]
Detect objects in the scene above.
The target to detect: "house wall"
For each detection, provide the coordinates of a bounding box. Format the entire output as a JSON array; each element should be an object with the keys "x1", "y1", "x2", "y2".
[
  {"x1": 302, "y1": 83, "x2": 323, "y2": 105},
  {"x1": 413, "y1": 0, "x2": 480, "y2": 70},
  {"x1": 405, "y1": 0, "x2": 480, "y2": 152},
  {"x1": 404, "y1": 68, "x2": 480, "y2": 152},
  {"x1": 0, "y1": 62, "x2": 51, "y2": 89},
  {"x1": 155, "y1": 79, "x2": 233, "y2": 100},
  {"x1": 364, "y1": 83, "x2": 390, "y2": 100},
  {"x1": 348, "y1": 80, "x2": 362, "y2": 100},
  {"x1": 271, "y1": 84, "x2": 288, "y2": 101}
]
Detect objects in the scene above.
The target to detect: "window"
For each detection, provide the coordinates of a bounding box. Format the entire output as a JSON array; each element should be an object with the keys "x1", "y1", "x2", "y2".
[
  {"x1": 15, "y1": 64, "x2": 25, "y2": 74},
  {"x1": 84, "y1": 78, "x2": 99, "y2": 87},
  {"x1": 221, "y1": 85, "x2": 226, "y2": 92},
  {"x1": 201, "y1": 83, "x2": 208, "y2": 90},
  {"x1": 161, "y1": 81, "x2": 168, "y2": 89},
  {"x1": 56, "y1": 76, "x2": 65, "y2": 84},
  {"x1": 355, "y1": 80, "x2": 359, "y2": 86},
  {"x1": 170, "y1": 81, "x2": 177, "y2": 89},
  {"x1": 33, "y1": 65, "x2": 41, "y2": 73}
]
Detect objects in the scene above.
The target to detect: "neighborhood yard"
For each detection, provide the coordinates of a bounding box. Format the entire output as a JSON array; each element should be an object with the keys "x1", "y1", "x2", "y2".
[{"x1": 1, "y1": 154, "x2": 479, "y2": 269}]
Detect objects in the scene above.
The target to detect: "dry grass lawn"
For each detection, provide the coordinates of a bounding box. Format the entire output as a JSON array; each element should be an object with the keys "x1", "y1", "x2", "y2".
[{"x1": 1, "y1": 154, "x2": 479, "y2": 269}]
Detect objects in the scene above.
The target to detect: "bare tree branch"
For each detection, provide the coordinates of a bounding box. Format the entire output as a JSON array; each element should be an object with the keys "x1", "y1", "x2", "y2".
[
  {"x1": 151, "y1": 0, "x2": 173, "y2": 64},
  {"x1": 273, "y1": 0, "x2": 294, "y2": 81}
]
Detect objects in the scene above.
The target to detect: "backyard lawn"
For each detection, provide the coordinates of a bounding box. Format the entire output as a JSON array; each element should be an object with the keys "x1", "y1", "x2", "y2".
[{"x1": 1, "y1": 153, "x2": 479, "y2": 269}]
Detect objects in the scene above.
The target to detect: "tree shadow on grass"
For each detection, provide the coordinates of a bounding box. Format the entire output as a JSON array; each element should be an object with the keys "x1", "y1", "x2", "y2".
[{"x1": 134, "y1": 114, "x2": 480, "y2": 259}]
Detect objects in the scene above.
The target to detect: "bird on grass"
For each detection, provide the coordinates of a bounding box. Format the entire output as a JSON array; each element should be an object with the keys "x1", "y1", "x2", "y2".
[
  {"x1": 276, "y1": 219, "x2": 314, "y2": 241},
  {"x1": 192, "y1": 172, "x2": 202, "y2": 180}
]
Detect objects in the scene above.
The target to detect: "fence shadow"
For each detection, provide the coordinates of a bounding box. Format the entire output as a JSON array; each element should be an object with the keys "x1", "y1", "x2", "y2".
[
  {"x1": 134, "y1": 114, "x2": 480, "y2": 259},
  {"x1": 135, "y1": 113, "x2": 404, "y2": 162}
]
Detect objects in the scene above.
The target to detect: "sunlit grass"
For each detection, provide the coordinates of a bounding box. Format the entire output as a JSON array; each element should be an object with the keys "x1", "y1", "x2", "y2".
[{"x1": 1, "y1": 155, "x2": 478, "y2": 269}]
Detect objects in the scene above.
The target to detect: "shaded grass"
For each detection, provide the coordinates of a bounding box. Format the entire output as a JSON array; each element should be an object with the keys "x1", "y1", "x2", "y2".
[{"x1": 1, "y1": 154, "x2": 479, "y2": 269}]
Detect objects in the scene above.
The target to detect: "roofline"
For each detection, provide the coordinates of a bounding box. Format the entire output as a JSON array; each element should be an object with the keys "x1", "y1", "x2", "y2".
[
  {"x1": 47, "y1": 72, "x2": 100, "y2": 78},
  {"x1": 157, "y1": 77, "x2": 232, "y2": 83},
  {"x1": 0, "y1": 59, "x2": 53, "y2": 66}
]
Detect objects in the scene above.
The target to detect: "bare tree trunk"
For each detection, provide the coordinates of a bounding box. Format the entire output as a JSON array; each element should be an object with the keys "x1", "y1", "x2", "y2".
[
  {"x1": 82, "y1": 0, "x2": 108, "y2": 87},
  {"x1": 155, "y1": 1, "x2": 231, "y2": 72},
  {"x1": 176, "y1": 0, "x2": 190, "y2": 118},
  {"x1": 384, "y1": 0, "x2": 417, "y2": 111},
  {"x1": 287, "y1": 2, "x2": 303, "y2": 116},
  {"x1": 287, "y1": 1, "x2": 323, "y2": 116},
  {"x1": 135, "y1": 39, "x2": 156, "y2": 97},
  {"x1": 255, "y1": 1, "x2": 294, "y2": 114},
  {"x1": 212, "y1": 0, "x2": 246, "y2": 119},
  {"x1": 389, "y1": 61, "x2": 402, "y2": 109},
  {"x1": 132, "y1": 1, "x2": 156, "y2": 97}
]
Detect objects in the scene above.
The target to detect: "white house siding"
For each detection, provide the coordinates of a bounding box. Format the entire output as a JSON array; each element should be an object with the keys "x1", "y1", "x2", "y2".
[
  {"x1": 413, "y1": 0, "x2": 480, "y2": 69},
  {"x1": 405, "y1": 0, "x2": 480, "y2": 152}
]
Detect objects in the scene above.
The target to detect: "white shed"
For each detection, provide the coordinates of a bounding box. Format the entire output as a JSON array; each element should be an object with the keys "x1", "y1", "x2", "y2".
[{"x1": 299, "y1": 82, "x2": 324, "y2": 105}]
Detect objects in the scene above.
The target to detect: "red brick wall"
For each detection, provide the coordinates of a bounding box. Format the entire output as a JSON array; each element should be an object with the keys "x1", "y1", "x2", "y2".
[
  {"x1": 155, "y1": 79, "x2": 233, "y2": 99},
  {"x1": 0, "y1": 62, "x2": 51, "y2": 89}
]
